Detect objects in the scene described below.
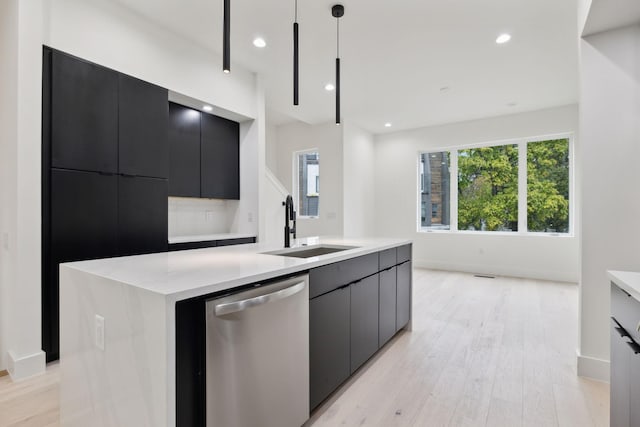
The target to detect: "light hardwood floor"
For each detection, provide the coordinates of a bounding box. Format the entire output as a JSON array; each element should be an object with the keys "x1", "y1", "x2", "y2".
[{"x1": 0, "y1": 269, "x2": 608, "y2": 427}]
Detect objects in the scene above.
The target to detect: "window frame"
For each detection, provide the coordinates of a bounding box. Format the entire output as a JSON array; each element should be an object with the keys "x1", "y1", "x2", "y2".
[
  {"x1": 293, "y1": 148, "x2": 320, "y2": 219},
  {"x1": 416, "y1": 132, "x2": 574, "y2": 237}
]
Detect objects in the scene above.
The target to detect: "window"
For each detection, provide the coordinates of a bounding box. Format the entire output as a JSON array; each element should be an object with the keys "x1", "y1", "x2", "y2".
[
  {"x1": 296, "y1": 151, "x2": 319, "y2": 217},
  {"x1": 458, "y1": 145, "x2": 519, "y2": 232},
  {"x1": 418, "y1": 136, "x2": 571, "y2": 234},
  {"x1": 420, "y1": 152, "x2": 450, "y2": 229},
  {"x1": 527, "y1": 139, "x2": 569, "y2": 233}
]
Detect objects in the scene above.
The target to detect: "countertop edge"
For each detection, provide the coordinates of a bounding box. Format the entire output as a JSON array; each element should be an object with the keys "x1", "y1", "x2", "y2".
[
  {"x1": 63, "y1": 238, "x2": 412, "y2": 302},
  {"x1": 608, "y1": 270, "x2": 640, "y2": 302}
]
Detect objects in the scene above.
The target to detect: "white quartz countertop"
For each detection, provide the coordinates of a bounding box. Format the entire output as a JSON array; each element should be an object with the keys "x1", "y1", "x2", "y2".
[
  {"x1": 608, "y1": 270, "x2": 640, "y2": 302},
  {"x1": 168, "y1": 233, "x2": 256, "y2": 244},
  {"x1": 62, "y1": 236, "x2": 411, "y2": 301}
]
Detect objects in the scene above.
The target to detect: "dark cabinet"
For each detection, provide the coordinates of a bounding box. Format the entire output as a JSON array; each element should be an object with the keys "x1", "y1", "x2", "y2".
[
  {"x1": 379, "y1": 266, "x2": 397, "y2": 347},
  {"x1": 118, "y1": 176, "x2": 168, "y2": 256},
  {"x1": 168, "y1": 102, "x2": 240, "y2": 200},
  {"x1": 51, "y1": 51, "x2": 118, "y2": 173},
  {"x1": 169, "y1": 103, "x2": 201, "y2": 197},
  {"x1": 46, "y1": 169, "x2": 119, "y2": 360},
  {"x1": 396, "y1": 261, "x2": 412, "y2": 331},
  {"x1": 118, "y1": 75, "x2": 169, "y2": 178},
  {"x1": 350, "y1": 275, "x2": 379, "y2": 373},
  {"x1": 309, "y1": 286, "x2": 350, "y2": 410},
  {"x1": 51, "y1": 169, "x2": 119, "y2": 262},
  {"x1": 43, "y1": 48, "x2": 171, "y2": 361},
  {"x1": 630, "y1": 346, "x2": 640, "y2": 426},
  {"x1": 201, "y1": 114, "x2": 239, "y2": 199}
]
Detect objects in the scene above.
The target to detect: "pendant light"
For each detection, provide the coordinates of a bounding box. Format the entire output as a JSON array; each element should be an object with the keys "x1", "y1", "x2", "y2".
[
  {"x1": 332, "y1": 4, "x2": 344, "y2": 125},
  {"x1": 293, "y1": 0, "x2": 299, "y2": 105},
  {"x1": 223, "y1": 0, "x2": 230, "y2": 73}
]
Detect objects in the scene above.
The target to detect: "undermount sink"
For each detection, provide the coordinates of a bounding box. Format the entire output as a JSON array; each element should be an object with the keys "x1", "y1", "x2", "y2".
[{"x1": 264, "y1": 245, "x2": 358, "y2": 259}]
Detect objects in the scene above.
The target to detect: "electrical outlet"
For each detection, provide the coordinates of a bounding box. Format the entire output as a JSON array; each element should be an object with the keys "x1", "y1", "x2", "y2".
[
  {"x1": 95, "y1": 315, "x2": 105, "y2": 351},
  {"x1": 247, "y1": 212, "x2": 253, "y2": 223},
  {"x1": 1, "y1": 232, "x2": 8, "y2": 250},
  {"x1": 205, "y1": 211, "x2": 215, "y2": 222}
]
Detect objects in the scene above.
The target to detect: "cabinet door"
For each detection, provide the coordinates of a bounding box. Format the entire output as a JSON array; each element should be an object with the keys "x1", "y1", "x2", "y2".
[
  {"x1": 610, "y1": 321, "x2": 630, "y2": 427},
  {"x1": 200, "y1": 114, "x2": 239, "y2": 199},
  {"x1": 168, "y1": 103, "x2": 201, "y2": 197},
  {"x1": 310, "y1": 287, "x2": 350, "y2": 410},
  {"x1": 118, "y1": 176, "x2": 168, "y2": 256},
  {"x1": 51, "y1": 169, "x2": 119, "y2": 262},
  {"x1": 396, "y1": 261, "x2": 412, "y2": 331},
  {"x1": 379, "y1": 267, "x2": 397, "y2": 347},
  {"x1": 119, "y1": 75, "x2": 169, "y2": 178},
  {"x1": 351, "y1": 275, "x2": 380, "y2": 373},
  {"x1": 48, "y1": 169, "x2": 119, "y2": 360},
  {"x1": 51, "y1": 51, "x2": 118, "y2": 173}
]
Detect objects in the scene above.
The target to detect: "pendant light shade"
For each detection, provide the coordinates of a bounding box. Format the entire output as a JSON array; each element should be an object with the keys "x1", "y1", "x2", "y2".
[
  {"x1": 332, "y1": 4, "x2": 344, "y2": 125},
  {"x1": 293, "y1": 0, "x2": 299, "y2": 105},
  {"x1": 223, "y1": 0, "x2": 230, "y2": 73}
]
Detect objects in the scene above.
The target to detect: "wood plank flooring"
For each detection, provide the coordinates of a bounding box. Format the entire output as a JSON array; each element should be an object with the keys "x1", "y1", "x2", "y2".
[
  {"x1": 0, "y1": 269, "x2": 608, "y2": 427},
  {"x1": 307, "y1": 269, "x2": 609, "y2": 427}
]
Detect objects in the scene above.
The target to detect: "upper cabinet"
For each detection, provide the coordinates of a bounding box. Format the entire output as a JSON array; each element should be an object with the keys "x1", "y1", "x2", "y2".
[
  {"x1": 201, "y1": 114, "x2": 240, "y2": 199},
  {"x1": 50, "y1": 50, "x2": 169, "y2": 178},
  {"x1": 51, "y1": 51, "x2": 118, "y2": 173},
  {"x1": 168, "y1": 103, "x2": 201, "y2": 197},
  {"x1": 169, "y1": 102, "x2": 240, "y2": 200},
  {"x1": 118, "y1": 75, "x2": 169, "y2": 178}
]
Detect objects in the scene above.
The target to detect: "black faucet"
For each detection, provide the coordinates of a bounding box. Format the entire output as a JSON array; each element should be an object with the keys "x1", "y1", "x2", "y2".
[{"x1": 284, "y1": 195, "x2": 297, "y2": 248}]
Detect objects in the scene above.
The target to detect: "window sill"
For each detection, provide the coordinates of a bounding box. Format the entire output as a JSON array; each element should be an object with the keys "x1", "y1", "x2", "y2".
[{"x1": 417, "y1": 229, "x2": 574, "y2": 238}]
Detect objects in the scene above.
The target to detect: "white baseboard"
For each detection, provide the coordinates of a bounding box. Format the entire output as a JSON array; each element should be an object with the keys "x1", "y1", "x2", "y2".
[
  {"x1": 413, "y1": 260, "x2": 578, "y2": 283},
  {"x1": 7, "y1": 350, "x2": 46, "y2": 381},
  {"x1": 576, "y1": 350, "x2": 610, "y2": 382}
]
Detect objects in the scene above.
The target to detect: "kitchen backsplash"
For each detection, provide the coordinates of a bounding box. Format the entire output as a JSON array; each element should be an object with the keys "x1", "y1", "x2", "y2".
[{"x1": 168, "y1": 197, "x2": 232, "y2": 237}]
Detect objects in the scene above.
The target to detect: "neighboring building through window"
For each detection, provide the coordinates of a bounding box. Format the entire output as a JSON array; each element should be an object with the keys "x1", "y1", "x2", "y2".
[
  {"x1": 296, "y1": 151, "x2": 319, "y2": 217},
  {"x1": 419, "y1": 136, "x2": 571, "y2": 234},
  {"x1": 420, "y1": 152, "x2": 450, "y2": 230}
]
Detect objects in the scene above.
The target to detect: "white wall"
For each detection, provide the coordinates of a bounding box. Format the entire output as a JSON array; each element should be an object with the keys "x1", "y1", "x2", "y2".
[
  {"x1": 578, "y1": 24, "x2": 640, "y2": 381},
  {"x1": 343, "y1": 122, "x2": 375, "y2": 238},
  {"x1": 0, "y1": 0, "x2": 263, "y2": 378},
  {"x1": 265, "y1": 122, "x2": 278, "y2": 173},
  {"x1": 374, "y1": 105, "x2": 580, "y2": 282},
  {"x1": 0, "y1": 0, "x2": 20, "y2": 373},
  {"x1": 274, "y1": 121, "x2": 344, "y2": 237}
]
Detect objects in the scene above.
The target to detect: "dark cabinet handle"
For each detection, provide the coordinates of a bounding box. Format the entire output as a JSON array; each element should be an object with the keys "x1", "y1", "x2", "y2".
[
  {"x1": 627, "y1": 340, "x2": 640, "y2": 354},
  {"x1": 120, "y1": 173, "x2": 137, "y2": 178},
  {"x1": 615, "y1": 326, "x2": 630, "y2": 338},
  {"x1": 98, "y1": 171, "x2": 115, "y2": 176}
]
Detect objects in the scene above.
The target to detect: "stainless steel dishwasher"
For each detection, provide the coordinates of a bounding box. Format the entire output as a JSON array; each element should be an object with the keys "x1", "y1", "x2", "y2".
[{"x1": 206, "y1": 274, "x2": 309, "y2": 427}]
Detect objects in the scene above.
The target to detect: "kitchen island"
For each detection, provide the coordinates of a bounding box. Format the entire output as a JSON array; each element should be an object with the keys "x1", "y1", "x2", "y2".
[{"x1": 59, "y1": 236, "x2": 412, "y2": 426}]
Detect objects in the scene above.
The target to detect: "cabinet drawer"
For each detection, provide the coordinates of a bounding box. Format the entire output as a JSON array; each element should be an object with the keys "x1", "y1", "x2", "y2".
[
  {"x1": 379, "y1": 248, "x2": 397, "y2": 271},
  {"x1": 611, "y1": 282, "x2": 640, "y2": 344},
  {"x1": 309, "y1": 253, "x2": 378, "y2": 299},
  {"x1": 397, "y1": 244, "x2": 412, "y2": 264}
]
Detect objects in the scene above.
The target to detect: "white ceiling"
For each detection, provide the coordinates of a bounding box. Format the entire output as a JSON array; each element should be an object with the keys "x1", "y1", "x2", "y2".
[{"x1": 115, "y1": 0, "x2": 579, "y2": 133}]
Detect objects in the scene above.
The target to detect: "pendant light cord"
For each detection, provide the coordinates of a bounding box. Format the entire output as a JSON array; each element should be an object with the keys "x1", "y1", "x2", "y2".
[
  {"x1": 336, "y1": 17, "x2": 340, "y2": 58},
  {"x1": 295, "y1": 0, "x2": 298, "y2": 23}
]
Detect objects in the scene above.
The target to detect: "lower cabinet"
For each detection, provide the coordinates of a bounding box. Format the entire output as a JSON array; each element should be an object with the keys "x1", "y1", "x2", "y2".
[
  {"x1": 378, "y1": 267, "x2": 397, "y2": 346},
  {"x1": 309, "y1": 245, "x2": 413, "y2": 411},
  {"x1": 611, "y1": 320, "x2": 631, "y2": 427},
  {"x1": 350, "y1": 275, "x2": 379, "y2": 373},
  {"x1": 309, "y1": 286, "x2": 350, "y2": 410},
  {"x1": 396, "y1": 261, "x2": 412, "y2": 331},
  {"x1": 610, "y1": 281, "x2": 640, "y2": 427}
]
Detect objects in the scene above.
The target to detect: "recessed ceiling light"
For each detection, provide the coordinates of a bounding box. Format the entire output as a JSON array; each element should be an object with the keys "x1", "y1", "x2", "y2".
[
  {"x1": 384, "y1": 123, "x2": 392, "y2": 128},
  {"x1": 203, "y1": 105, "x2": 213, "y2": 112},
  {"x1": 253, "y1": 37, "x2": 266, "y2": 48},
  {"x1": 496, "y1": 33, "x2": 511, "y2": 44},
  {"x1": 325, "y1": 83, "x2": 335, "y2": 91}
]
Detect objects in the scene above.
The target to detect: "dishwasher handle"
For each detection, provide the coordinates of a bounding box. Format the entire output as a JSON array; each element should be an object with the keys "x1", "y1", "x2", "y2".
[{"x1": 215, "y1": 281, "x2": 306, "y2": 316}]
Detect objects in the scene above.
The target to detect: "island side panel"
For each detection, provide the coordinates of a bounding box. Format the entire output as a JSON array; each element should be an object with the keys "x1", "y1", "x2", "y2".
[{"x1": 59, "y1": 265, "x2": 169, "y2": 427}]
